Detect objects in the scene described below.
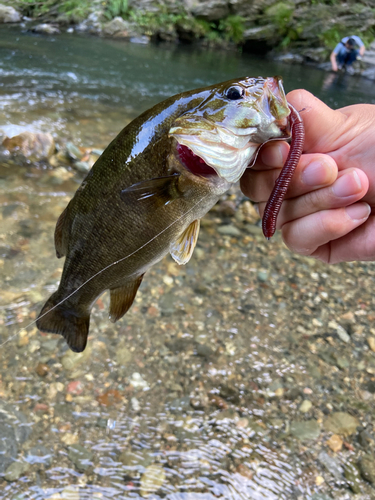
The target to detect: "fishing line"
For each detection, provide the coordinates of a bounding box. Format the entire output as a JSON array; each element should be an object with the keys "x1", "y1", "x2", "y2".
[{"x1": 0, "y1": 193, "x2": 210, "y2": 349}]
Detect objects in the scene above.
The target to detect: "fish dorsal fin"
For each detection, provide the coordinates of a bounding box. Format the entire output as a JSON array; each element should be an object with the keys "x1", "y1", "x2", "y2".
[
  {"x1": 170, "y1": 219, "x2": 200, "y2": 265},
  {"x1": 121, "y1": 174, "x2": 181, "y2": 206},
  {"x1": 109, "y1": 274, "x2": 144, "y2": 323},
  {"x1": 54, "y1": 205, "x2": 69, "y2": 258}
]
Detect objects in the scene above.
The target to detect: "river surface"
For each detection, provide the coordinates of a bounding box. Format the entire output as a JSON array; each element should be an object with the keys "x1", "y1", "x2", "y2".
[{"x1": 1, "y1": 25, "x2": 375, "y2": 500}]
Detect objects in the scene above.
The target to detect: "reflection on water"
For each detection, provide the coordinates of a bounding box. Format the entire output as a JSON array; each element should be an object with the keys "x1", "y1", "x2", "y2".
[{"x1": 1, "y1": 25, "x2": 375, "y2": 500}]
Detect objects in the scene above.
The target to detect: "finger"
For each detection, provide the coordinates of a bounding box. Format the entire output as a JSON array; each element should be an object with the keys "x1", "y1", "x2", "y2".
[
  {"x1": 286, "y1": 89, "x2": 347, "y2": 152},
  {"x1": 259, "y1": 168, "x2": 369, "y2": 229},
  {"x1": 281, "y1": 202, "x2": 371, "y2": 257},
  {"x1": 311, "y1": 215, "x2": 375, "y2": 263},
  {"x1": 241, "y1": 153, "x2": 337, "y2": 203},
  {"x1": 251, "y1": 141, "x2": 290, "y2": 171}
]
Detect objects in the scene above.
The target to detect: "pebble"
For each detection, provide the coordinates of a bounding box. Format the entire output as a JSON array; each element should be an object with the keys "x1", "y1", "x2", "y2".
[
  {"x1": 367, "y1": 336, "x2": 375, "y2": 352},
  {"x1": 359, "y1": 454, "x2": 375, "y2": 484},
  {"x1": 67, "y1": 444, "x2": 93, "y2": 472},
  {"x1": 326, "y1": 434, "x2": 343, "y2": 452},
  {"x1": 140, "y1": 464, "x2": 166, "y2": 497},
  {"x1": 25, "y1": 444, "x2": 53, "y2": 466},
  {"x1": 344, "y1": 462, "x2": 362, "y2": 494},
  {"x1": 129, "y1": 372, "x2": 149, "y2": 390},
  {"x1": 318, "y1": 451, "x2": 343, "y2": 480},
  {"x1": 290, "y1": 419, "x2": 320, "y2": 441},
  {"x1": 299, "y1": 400, "x2": 312, "y2": 413},
  {"x1": 324, "y1": 412, "x2": 359, "y2": 436},
  {"x1": 35, "y1": 363, "x2": 49, "y2": 377},
  {"x1": 4, "y1": 460, "x2": 30, "y2": 482},
  {"x1": 116, "y1": 345, "x2": 132, "y2": 365},
  {"x1": 217, "y1": 224, "x2": 242, "y2": 236}
]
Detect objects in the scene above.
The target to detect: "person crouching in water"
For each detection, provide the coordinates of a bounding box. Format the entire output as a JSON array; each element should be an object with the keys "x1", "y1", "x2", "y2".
[{"x1": 330, "y1": 36, "x2": 365, "y2": 73}]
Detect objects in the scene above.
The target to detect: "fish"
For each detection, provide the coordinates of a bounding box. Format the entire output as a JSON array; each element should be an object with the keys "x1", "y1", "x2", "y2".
[{"x1": 36, "y1": 76, "x2": 303, "y2": 353}]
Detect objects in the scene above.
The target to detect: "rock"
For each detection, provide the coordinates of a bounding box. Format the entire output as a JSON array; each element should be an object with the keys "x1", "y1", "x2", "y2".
[
  {"x1": 299, "y1": 400, "x2": 312, "y2": 413},
  {"x1": 217, "y1": 224, "x2": 242, "y2": 236},
  {"x1": 73, "y1": 161, "x2": 90, "y2": 173},
  {"x1": 367, "y1": 336, "x2": 375, "y2": 352},
  {"x1": 67, "y1": 444, "x2": 93, "y2": 472},
  {"x1": 115, "y1": 344, "x2": 132, "y2": 366},
  {"x1": 0, "y1": 5, "x2": 21, "y2": 23},
  {"x1": 129, "y1": 372, "x2": 149, "y2": 390},
  {"x1": 61, "y1": 345, "x2": 92, "y2": 370},
  {"x1": 326, "y1": 434, "x2": 343, "y2": 453},
  {"x1": 324, "y1": 412, "x2": 359, "y2": 436},
  {"x1": 0, "y1": 403, "x2": 32, "y2": 474},
  {"x1": 119, "y1": 449, "x2": 153, "y2": 468},
  {"x1": 358, "y1": 429, "x2": 375, "y2": 450},
  {"x1": 344, "y1": 462, "x2": 362, "y2": 494},
  {"x1": 35, "y1": 362, "x2": 49, "y2": 377},
  {"x1": 257, "y1": 269, "x2": 268, "y2": 282},
  {"x1": 169, "y1": 397, "x2": 191, "y2": 413},
  {"x1": 76, "y1": 11, "x2": 103, "y2": 35},
  {"x1": 3, "y1": 132, "x2": 55, "y2": 162},
  {"x1": 25, "y1": 445, "x2": 53, "y2": 466},
  {"x1": 103, "y1": 17, "x2": 135, "y2": 37},
  {"x1": 189, "y1": 0, "x2": 229, "y2": 21},
  {"x1": 359, "y1": 454, "x2": 375, "y2": 484},
  {"x1": 318, "y1": 451, "x2": 343, "y2": 480},
  {"x1": 4, "y1": 460, "x2": 30, "y2": 482},
  {"x1": 32, "y1": 24, "x2": 60, "y2": 35},
  {"x1": 140, "y1": 464, "x2": 166, "y2": 497},
  {"x1": 290, "y1": 419, "x2": 320, "y2": 441}
]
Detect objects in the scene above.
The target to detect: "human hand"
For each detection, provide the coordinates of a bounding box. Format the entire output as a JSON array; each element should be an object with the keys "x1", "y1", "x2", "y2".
[{"x1": 240, "y1": 89, "x2": 375, "y2": 263}]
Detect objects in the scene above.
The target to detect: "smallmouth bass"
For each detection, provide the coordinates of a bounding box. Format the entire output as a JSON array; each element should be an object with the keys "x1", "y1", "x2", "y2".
[{"x1": 36, "y1": 76, "x2": 304, "y2": 352}]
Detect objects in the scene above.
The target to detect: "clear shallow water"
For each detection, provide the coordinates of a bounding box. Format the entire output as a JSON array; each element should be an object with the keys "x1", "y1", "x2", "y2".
[{"x1": 1, "y1": 25, "x2": 375, "y2": 500}]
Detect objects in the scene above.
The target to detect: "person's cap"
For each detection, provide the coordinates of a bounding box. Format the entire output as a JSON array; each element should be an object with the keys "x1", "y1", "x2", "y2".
[{"x1": 347, "y1": 38, "x2": 356, "y2": 46}]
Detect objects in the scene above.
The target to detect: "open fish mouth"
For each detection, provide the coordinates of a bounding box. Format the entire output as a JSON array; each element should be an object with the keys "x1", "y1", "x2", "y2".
[{"x1": 170, "y1": 121, "x2": 260, "y2": 184}]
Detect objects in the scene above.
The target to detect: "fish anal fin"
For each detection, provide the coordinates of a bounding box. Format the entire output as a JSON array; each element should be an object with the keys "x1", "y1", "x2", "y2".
[
  {"x1": 36, "y1": 292, "x2": 89, "y2": 353},
  {"x1": 109, "y1": 274, "x2": 144, "y2": 323},
  {"x1": 54, "y1": 206, "x2": 69, "y2": 258},
  {"x1": 170, "y1": 219, "x2": 200, "y2": 265}
]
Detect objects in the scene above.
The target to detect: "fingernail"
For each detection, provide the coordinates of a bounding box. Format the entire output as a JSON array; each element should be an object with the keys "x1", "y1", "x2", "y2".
[
  {"x1": 302, "y1": 161, "x2": 331, "y2": 186},
  {"x1": 346, "y1": 203, "x2": 370, "y2": 221},
  {"x1": 332, "y1": 171, "x2": 362, "y2": 198},
  {"x1": 261, "y1": 143, "x2": 283, "y2": 166}
]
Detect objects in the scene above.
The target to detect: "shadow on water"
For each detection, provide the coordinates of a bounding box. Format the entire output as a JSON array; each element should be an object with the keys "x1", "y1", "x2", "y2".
[{"x1": 1, "y1": 25, "x2": 375, "y2": 499}]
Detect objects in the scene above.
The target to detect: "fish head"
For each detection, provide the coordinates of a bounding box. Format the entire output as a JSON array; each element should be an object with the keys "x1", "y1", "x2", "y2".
[{"x1": 169, "y1": 76, "x2": 291, "y2": 183}]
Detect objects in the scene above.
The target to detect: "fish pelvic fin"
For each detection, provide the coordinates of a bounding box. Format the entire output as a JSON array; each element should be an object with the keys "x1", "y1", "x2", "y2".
[
  {"x1": 36, "y1": 292, "x2": 90, "y2": 353},
  {"x1": 170, "y1": 219, "x2": 200, "y2": 265},
  {"x1": 55, "y1": 205, "x2": 69, "y2": 258},
  {"x1": 109, "y1": 274, "x2": 144, "y2": 323}
]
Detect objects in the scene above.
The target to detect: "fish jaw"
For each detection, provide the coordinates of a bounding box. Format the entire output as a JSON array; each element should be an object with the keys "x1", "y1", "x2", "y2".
[{"x1": 169, "y1": 76, "x2": 291, "y2": 184}]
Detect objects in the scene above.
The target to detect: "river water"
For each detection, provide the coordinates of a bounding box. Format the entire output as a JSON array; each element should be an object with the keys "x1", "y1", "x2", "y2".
[{"x1": 1, "y1": 25, "x2": 375, "y2": 500}]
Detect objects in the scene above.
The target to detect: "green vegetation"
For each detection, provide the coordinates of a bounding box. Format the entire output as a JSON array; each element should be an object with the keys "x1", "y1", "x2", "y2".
[{"x1": 10, "y1": 0, "x2": 375, "y2": 51}]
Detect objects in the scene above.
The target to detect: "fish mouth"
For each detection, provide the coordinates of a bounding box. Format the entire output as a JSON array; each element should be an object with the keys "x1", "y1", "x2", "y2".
[
  {"x1": 176, "y1": 143, "x2": 219, "y2": 178},
  {"x1": 171, "y1": 124, "x2": 259, "y2": 184}
]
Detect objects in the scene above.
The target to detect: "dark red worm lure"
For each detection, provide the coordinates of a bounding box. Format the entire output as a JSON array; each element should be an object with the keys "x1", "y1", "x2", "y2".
[{"x1": 262, "y1": 104, "x2": 305, "y2": 239}]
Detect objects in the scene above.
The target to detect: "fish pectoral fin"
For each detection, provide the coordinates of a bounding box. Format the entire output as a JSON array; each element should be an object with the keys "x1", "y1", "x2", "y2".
[
  {"x1": 170, "y1": 219, "x2": 200, "y2": 265},
  {"x1": 109, "y1": 274, "x2": 144, "y2": 323},
  {"x1": 120, "y1": 174, "x2": 181, "y2": 206}
]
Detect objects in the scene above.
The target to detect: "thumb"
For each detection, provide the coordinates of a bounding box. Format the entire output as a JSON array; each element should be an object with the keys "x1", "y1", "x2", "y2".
[{"x1": 286, "y1": 89, "x2": 347, "y2": 153}]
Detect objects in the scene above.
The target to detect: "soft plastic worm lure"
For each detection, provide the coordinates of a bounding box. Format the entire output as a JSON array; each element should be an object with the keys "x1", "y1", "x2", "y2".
[{"x1": 262, "y1": 104, "x2": 305, "y2": 239}]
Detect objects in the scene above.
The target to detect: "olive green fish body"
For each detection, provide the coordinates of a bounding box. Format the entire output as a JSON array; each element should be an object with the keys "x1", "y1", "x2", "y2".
[{"x1": 37, "y1": 77, "x2": 291, "y2": 352}]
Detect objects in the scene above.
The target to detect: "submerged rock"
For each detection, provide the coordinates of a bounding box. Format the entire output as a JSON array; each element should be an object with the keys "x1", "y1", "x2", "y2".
[
  {"x1": 3, "y1": 132, "x2": 55, "y2": 162},
  {"x1": 324, "y1": 412, "x2": 359, "y2": 436}
]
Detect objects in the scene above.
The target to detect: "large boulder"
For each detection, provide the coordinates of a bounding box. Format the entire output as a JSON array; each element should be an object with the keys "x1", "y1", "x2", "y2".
[
  {"x1": 0, "y1": 5, "x2": 21, "y2": 23},
  {"x1": 3, "y1": 132, "x2": 55, "y2": 162},
  {"x1": 32, "y1": 24, "x2": 60, "y2": 35},
  {"x1": 103, "y1": 17, "x2": 138, "y2": 37},
  {"x1": 187, "y1": 0, "x2": 229, "y2": 21}
]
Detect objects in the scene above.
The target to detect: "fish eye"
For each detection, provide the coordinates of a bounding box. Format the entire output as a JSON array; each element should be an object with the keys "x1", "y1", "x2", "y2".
[{"x1": 225, "y1": 86, "x2": 244, "y2": 100}]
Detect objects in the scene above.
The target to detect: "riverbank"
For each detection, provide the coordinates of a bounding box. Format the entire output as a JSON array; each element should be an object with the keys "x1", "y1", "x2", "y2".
[{"x1": 3, "y1": 0, "x2": 375, "y2": 77}]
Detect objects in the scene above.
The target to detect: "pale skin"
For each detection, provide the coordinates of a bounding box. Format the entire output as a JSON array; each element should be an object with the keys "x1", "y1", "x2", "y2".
[{"x1": 240, "y1": 89, "x2": 375, "y2": 264}]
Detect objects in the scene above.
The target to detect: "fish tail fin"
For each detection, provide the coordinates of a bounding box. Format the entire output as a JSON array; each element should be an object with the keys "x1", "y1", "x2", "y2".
[{"x1": 36, "y1": 293, "x2": 90, "y2": 353}]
